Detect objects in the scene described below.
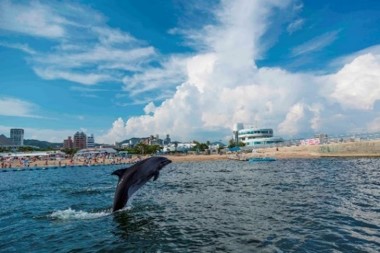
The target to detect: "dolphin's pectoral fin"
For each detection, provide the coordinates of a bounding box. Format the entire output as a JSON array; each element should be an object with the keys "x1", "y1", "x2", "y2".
[
  {"x1": 111, "y1": 168, "x2": 128, "y2": 179},
  {"x1": 153, "y1": 171, "x2": 160, "y2": 181}
]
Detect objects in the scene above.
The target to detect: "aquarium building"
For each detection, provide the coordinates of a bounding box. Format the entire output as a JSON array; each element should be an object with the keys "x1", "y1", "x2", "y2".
[{"x1": 233, "y1": 123, "x2": 283, "y2": 148}]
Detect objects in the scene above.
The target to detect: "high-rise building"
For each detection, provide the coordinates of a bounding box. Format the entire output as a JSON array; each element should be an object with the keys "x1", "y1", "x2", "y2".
[
  {"x1": 10, "y1": 128, "x2": 24, "y2": 146},
  {"x1": 164, "y1": 134, "x2": 171, "y2": 145},
  {"x1": 63, "y1": 136, "x2": 74, "y2": 149},
  {"x1": 73, "y1": 131, "x2": 87, "y2": 149},
  {"x1": 87, "y1": 134, "x2": 95, "y2": 148}
]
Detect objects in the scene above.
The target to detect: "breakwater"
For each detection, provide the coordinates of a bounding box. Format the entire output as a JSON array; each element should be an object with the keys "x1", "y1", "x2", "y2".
[
  {"x1": 318, "y1": 140, "x2": 380, "y2": 156},
  {"x1": 257, "y1": 140, "x2": 380, "y2": 158}
]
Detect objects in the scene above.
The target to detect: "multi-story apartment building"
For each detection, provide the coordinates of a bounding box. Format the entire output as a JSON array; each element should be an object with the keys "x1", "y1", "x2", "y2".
[
  {"x1": 87, "y1": 134, "x2": 95, "y2": 148},
  {"x1": 63, "y1": 136, "x2": 74, "y2": 149},
  {"x1": 73, "y1": 131, "x2": 87, "y2": 149},
  {"x1": 10, "y1": 128, "x2": 24, "y2": 146}
]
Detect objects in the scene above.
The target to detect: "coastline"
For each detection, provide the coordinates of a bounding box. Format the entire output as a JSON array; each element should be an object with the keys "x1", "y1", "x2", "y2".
[
  {"x1": 165, "y1": 139, "x2": 380, "y2": 162},
  {"x1": 1, "y1": 140, "x2": 379, "y2": 170}
]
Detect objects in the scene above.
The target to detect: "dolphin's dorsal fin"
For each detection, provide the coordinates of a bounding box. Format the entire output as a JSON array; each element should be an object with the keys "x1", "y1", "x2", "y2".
[
  {"x1": 111, "y1": 168, "x2": 128, "y2": 179},
  {"x1": 153, "y1": 171, "x2": 160, "y2": 181}
]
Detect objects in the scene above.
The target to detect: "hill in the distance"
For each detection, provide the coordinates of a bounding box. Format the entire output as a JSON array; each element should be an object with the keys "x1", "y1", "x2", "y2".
[{"x1": 24, "y1": 139, "x2": 63, "y2": 149}]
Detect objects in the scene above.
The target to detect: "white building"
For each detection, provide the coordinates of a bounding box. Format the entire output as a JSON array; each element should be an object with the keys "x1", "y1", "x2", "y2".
[
  {"x1": 234, "y1": 123, "x2": 283, "y2": 148},
  {"x1": 75, "y1": 147, "x2": 117, "y2": 157},
  {"x1": 87, "y1": 134, "x2": 95, "y2": 148},
  {"x1": 162, "y1": 142, "x2": 196, "y2": 153}
]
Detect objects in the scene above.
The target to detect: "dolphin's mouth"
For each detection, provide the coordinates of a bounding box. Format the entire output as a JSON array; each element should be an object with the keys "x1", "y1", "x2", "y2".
[{"x1": 161, "y1": 159, "x2": 172, "y2": 167}]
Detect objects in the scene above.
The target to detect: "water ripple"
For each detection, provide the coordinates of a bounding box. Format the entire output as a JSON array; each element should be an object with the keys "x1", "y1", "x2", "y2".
[{"x1": 0, "y1": 159, "x2": 380, "y2": 252}]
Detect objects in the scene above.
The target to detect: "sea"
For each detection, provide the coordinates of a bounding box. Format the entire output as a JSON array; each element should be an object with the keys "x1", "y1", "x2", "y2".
[{"x1": 0, "y1": 158, "x2": 379, "y2": 252}]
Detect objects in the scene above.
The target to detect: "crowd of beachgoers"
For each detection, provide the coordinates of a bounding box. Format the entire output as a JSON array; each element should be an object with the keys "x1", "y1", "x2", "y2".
[
  {"x1": 0, "y1": 153, "x2": 231, "y2": 169},
  {"x1": 0, "y1": 155, "x2": 144, "y2": 169}
]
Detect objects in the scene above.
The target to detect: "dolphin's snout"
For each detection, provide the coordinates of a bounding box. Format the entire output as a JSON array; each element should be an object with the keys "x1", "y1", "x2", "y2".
[{"x1": 161, "y1": 159, "x2": 172, "y2": 167}]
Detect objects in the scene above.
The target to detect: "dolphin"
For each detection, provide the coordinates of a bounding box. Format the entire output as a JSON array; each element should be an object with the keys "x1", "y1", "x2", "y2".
[{"x1": 111, "y1": 156, "x2": 172, "y2": 212}]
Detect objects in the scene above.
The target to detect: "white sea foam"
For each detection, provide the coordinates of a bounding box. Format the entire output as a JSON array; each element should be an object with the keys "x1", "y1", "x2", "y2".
[{"x1": 50, "y1": 208, "x2": 110, "y2": 220}]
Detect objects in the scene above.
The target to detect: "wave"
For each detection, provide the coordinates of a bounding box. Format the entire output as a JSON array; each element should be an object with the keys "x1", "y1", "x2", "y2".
[{"x1": 49, "y1": 208, "x2": 111, "y2": 220}]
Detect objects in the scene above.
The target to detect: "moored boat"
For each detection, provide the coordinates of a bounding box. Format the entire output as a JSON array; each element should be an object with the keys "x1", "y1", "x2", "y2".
[{"x1": 248, "y1": 157, "x2": 276, "y2": 162}]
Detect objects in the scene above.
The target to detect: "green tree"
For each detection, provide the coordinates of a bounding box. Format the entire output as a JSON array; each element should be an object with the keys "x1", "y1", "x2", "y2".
[
  {"x1": 191, "y1": 141, "x2": 209, "y2": 152},
  {"x1": 228, "y1": 139, "x2": 236, "y2": 148},
  {"x1": 18, "y1": 146, "x2": 37, "y2": 152},
  {"x1": 62, "y1": 148, "x2": 78, "y2": 156},
  {"x1": 228, "y1": 139, "x2": 245, "y2": 148}
]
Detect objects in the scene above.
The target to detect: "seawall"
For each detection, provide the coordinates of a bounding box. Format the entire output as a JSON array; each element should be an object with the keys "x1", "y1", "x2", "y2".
[{"x1": 256, "y1": 140, "x2": 380, "y2": 158}]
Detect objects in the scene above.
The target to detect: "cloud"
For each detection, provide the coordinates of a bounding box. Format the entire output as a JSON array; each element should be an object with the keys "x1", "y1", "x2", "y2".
[
  {"x1": 0, "y1": 97, "x2": 41, "y2": 118},
  {"x1": 33, "y1": 68, "x2": 113, "y2": 85},
  {"x1": 329, "y1": 44, "x2": 380, "y2": 69},
  {"x1": 367, "y1": 117, "x2": 380, "y2": 132},
  {"x1": 114, "y1": 91, "x2": 174, "y2": 107},
  {"x1": 0, "y1": 0, "x2": 65, "y2": 38},
  {"x1": 287, "y1": 18, "x2": 304, "y2": 34},
  {"x1": 0, "y1": 125, "x2": 74, "y2": 143},
  {"x1": 98, "y1": 118, "x2": 128, "y2": 144},
  {"x1": 2, "y1": 0, "x2": 379, "y2": 144},
  {"x1": 291, "y1": 30, "x2": 339, "y2": 57},
  {"x1": 98, "y1": 0, "x2": 380, "y2": 144},
  {"x1": 0, "y1": 41, "x2": 36, "y2": 54},
  {"x1": 328, "y1": 53, "x2": 380, "y2": 110},
  {"x1": 30, "y1": 41, "x2": 156, "y2": 85},
  {"x1": 0, "y1": 1, "x2": 156, "y2": 87},
  {"x1": 92, "y1": 27, "x2": 136, "y2": 46},
  {"x1": 122, "y1": 56, "x2": 187, "y2": 96},
  {"x1": 278, "y1": 103, "x2": 305, "y2": 136}
]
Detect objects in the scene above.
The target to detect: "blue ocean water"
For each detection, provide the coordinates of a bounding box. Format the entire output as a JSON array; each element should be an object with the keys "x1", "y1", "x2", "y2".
[{"x1": 0, "y1": 159, "x2": 379, "y2": 252}]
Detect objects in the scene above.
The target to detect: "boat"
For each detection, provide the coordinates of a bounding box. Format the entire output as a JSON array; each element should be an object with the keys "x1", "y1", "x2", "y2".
[{"x1": 248, "y1": 157, "x2": 276, "y2": 162}]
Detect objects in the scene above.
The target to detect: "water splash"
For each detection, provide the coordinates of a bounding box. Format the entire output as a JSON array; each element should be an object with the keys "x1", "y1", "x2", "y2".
[{"x1": 50, "y1": 208, "x2": 110, "y2": 220}]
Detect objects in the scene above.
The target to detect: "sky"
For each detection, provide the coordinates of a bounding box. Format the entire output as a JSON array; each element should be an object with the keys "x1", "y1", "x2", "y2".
[{"x1": 0, "y1": 0, "x2": 380, "y2": 144}]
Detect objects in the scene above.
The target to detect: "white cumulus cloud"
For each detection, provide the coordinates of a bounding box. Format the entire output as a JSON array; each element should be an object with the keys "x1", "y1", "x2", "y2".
[
  {"x1": 328, "y1": 53, "x2": 380, "y2": 110},
  {"x1": 0, "y1": 97, "x2": 41, "y2": 118},
  {"x1": 98, "y1": 0, "x2": 380, "y2": 144},
  {"x1": 0, "y1": 1, "x2": 156, "y2": 86}
]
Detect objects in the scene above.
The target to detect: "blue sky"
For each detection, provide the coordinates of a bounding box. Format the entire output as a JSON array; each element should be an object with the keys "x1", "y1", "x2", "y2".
[{"x1": 1, "y1": 0, "x2": 380, "y2": 143}]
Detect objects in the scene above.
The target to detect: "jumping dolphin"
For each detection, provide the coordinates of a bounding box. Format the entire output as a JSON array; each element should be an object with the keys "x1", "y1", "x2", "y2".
[{"x1": 111, "y1": 156, "x2": 172, "y2": 212}]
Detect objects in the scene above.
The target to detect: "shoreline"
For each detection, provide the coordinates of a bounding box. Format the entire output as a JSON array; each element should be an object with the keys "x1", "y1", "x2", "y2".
[
  {"x1": 1, "y1": 153, "x2": 379, "y2": 171},
  {"x1": 0, "y1": 162, "x2": 131, "y2": 172},
  {"x1": 1, "y1": 140, "x2": 380, "y2": 170}
]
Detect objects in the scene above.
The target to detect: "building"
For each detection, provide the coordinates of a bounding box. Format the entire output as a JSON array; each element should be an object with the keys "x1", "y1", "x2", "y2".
[
  {"x1": 10, "y1": 128, "x2": 24, "y2": 146},
  {"x1": 63, "y1": 136, "x2": 73, "y2": 149},
  {"x1": 315, "y1": 133, "x2": 328, "y2": 144},
  {"x1": 149, "y1": 135, "x2": 163, "y2": 146},
  {"x1": 120, "y1": 134, "x2": 171, "y2": 148},
  {"x1": 75, "y1": 147, "x2": 117, "y2": 157},
  {"x1": 87, "y1": 134, "x2": 95, "y2": 148},
  {"x1": 233, "y1": 123, "x2": 244, "y2": 144},
  {"x1": 73, "y1": 131, "x2": 87, "y2": 149},
  {"x1": 234, "y1": 123, "x2": 283, "y2": 148},
  {"x1": 121, "y1": 137, "x2": 141, "y2": 148},
  {"x1": 164, "y1": 134, "x2": 171, "y2": 145},
  {"x1": 163, "y1": 142, "x2": 196, "y2": 153}
]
